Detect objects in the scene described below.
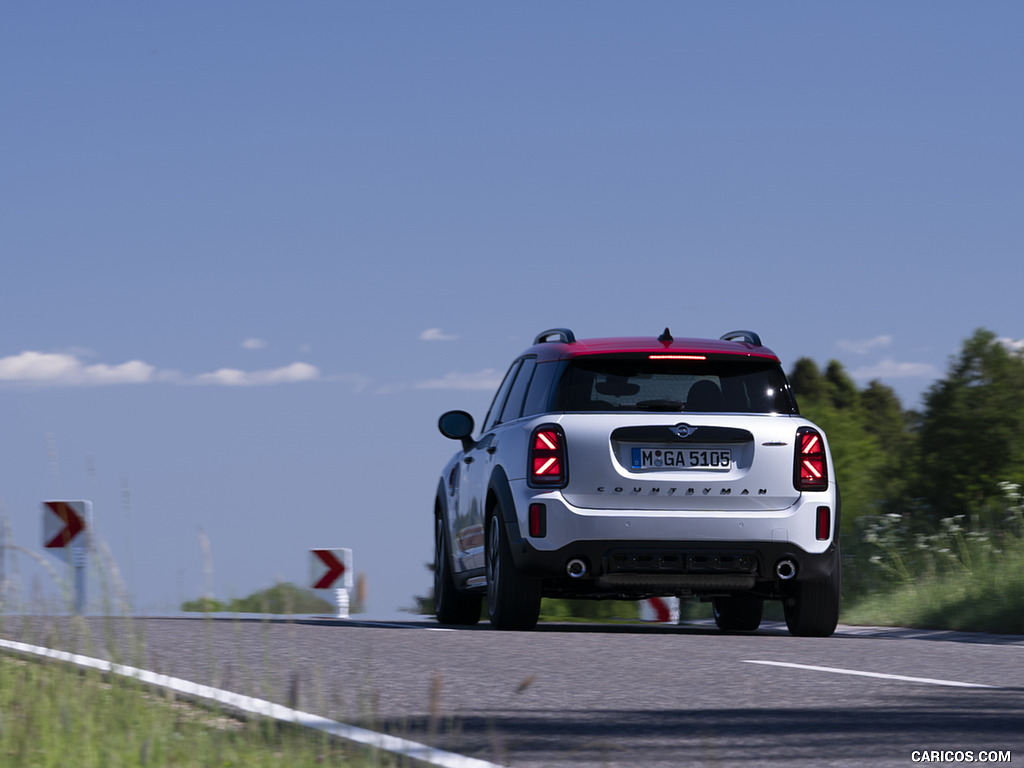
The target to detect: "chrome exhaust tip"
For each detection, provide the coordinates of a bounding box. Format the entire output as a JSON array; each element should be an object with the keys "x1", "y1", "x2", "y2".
[
  {"x1": 566, "y1": 558, "x2": 588, "y2": 578},
  {"x1": 775, "y1": 559, "x2": 798, "y2": 580}
]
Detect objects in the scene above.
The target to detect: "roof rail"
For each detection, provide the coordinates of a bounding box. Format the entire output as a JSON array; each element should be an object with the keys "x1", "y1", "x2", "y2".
[
  {"x1": 720, "y1": 330, "x2": 763, "y2": 346},
  {"x1": 534, "y1": 328, "x2": 577, "y2": 345}
]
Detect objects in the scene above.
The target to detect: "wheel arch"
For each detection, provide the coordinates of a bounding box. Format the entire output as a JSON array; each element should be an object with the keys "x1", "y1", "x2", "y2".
[
  {"x1": 434, "y1": 477, "x2": 449, "y2": 521},
  {"x1": 434, "y1": 477, "x2": 456, "y2": 570},
  {"x1": 485, "y1": 465, "x2": 520, "y2": 536}
]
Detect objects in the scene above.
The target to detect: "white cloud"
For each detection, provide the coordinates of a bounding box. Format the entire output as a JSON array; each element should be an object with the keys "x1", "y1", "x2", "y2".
[
  {"x1": 0, "y1": 351, "x2": 160, "y2": 385},
  {"x1": 0, "y1": 350, "x2": 321, "y2": 388},
  {"x1": 192, "y1": 362, "x2": 320, "y2": 386},
  {"x1": 999, "y1": 337, "x2": 1024, "y2": 354},
  {"x1": 242, "y1": 338, "x2": 268, "y2": 350},
  {"x1": 419, "y1": 328, "x2": 458, "y2": 342},
  {"x1": 837, "y1": 335, "x2": 893, "y2": 355},
  {"x1": 850, "y1": 358, "x2": 940, "y2": 381},
  {"x1": 80, "y1": 360, "x2": 160, "y2": 384},
  {"x1": 0, "y1": 351, "x2": 78, "y2": 381},
  {"x1": 416, "y1": 368, "x2": 503, "y2": 390}
]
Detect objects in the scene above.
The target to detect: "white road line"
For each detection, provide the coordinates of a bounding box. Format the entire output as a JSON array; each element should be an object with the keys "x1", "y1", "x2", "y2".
[
  {"x1": 0, "y1": 638, "x2": 507, "y2": 768},
  {"x1": 742, "y1": 659, "x2": 1000, "y2": 689}
]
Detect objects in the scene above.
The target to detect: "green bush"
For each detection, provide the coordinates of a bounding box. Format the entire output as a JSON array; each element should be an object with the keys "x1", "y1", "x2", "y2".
[{"x1": 182, "y1": 582, "x2": 335, "y2": 615}]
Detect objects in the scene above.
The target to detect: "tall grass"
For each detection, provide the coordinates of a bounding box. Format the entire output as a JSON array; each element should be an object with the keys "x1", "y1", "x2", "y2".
[
  {"x1": 0, "y1": 643, "x2": 401, "y2": 768},
  {"x1": 0, "y1": 519, "x2": 408, "y2": 768},
  {"x1": 0, "y1": 651, "x2": 356, "y2": 768},
  {"x1": 841, "y1": 481, "x2": 1024, "y2": 633}
]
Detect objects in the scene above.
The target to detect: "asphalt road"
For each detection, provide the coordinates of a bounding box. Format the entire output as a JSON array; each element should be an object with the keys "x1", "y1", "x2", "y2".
[{"x1": 3, "y1": 616, "x2": 1022, "y2": 767}]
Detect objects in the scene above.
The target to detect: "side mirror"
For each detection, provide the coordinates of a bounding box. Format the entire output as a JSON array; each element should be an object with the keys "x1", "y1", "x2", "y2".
[{"x1": 438, "y1": 410, "x2": 475, "y2": 451}]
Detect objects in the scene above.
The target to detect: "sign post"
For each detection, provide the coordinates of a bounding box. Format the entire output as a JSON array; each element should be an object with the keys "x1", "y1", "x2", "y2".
[
  {"x1": 42, "y1": 500, "x2": 91, "y2": 613},
  {"x1": 311, "y1": 548, "x2": 353, "y2": 618}
]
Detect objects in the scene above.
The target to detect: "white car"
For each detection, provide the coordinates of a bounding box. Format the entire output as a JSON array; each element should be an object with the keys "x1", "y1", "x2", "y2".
[{"x1": 434, "y1": 328, "x2": 841, "y2": 636}]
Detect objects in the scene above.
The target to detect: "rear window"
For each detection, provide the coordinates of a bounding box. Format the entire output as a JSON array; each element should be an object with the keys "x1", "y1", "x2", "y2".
[{"x1": 554, "y1": 355, "x2": 797, "y2": 414}]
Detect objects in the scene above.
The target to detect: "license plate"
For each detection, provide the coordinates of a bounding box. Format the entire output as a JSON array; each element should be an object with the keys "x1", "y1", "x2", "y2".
[{"x1": 631, "y1": 447, "x2": 732, "y2": 470}]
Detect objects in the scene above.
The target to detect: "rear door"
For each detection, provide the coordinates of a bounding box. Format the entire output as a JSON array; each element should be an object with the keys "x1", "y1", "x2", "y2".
[{"x1": 450, "y1": 358, "x2": 536, "y2": 572}]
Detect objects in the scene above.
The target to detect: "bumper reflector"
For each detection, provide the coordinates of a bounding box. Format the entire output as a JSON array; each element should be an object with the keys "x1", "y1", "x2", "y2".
[
  {"x1": 816, "y1": 506, "x2": 831, "y2": 541},
  {"x1": 529, "y1": 503, "x2": 547, "y2": 538}
]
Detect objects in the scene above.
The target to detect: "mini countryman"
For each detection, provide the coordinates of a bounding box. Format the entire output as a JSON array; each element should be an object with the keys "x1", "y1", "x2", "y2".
[{"x1": 434, "y1": 328, "x2": 841, "y2": 636}]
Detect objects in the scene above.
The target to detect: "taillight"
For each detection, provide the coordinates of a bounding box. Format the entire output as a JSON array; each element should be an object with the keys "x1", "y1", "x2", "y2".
[
  {"x1": 794, "y1": 427, "x2": 828, "y2": 491},
  {"x1": 529, "y1": 425, "x2": 567, "y2": 487}
]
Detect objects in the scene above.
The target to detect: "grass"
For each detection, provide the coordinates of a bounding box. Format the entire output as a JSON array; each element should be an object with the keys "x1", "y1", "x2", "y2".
[
  {"x1": 0, "y1": 636, "x2": 425, "y2": 768},
  {"x1": 0, "y1": 550, "x2": 436, "y2": 768},
  {"x1": 840, "y1": 483, "x2": 1024, "y2": 634},
  {"x1": 840, "y1": 528, "x2": 1024, "y2": 634},
  {"x1": 0, "y1": 651, "x2": 371, "y2": 767}
]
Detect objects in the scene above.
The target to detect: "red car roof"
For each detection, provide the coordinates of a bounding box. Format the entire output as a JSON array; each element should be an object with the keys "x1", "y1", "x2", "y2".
[{"x1": 526, "y1": 335, "x2": 780, "y2": 363}]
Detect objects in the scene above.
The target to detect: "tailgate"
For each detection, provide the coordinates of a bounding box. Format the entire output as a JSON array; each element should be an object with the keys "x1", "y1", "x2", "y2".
[{"x1": 559, "y1": 414, "x2": 803, "y2": 512}]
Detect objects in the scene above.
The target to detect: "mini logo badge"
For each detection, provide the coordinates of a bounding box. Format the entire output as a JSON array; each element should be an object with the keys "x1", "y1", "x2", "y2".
[{"x1": 670, "y1": 423, "x2": 698, "y2": 439}]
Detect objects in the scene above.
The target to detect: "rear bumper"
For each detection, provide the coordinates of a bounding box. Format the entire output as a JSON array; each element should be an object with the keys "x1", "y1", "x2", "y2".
[
  {"x1": 488, "y1": 476, "x2": 839, "y2": 597},
  {"x1": 509, "y1": 536, "x2": 839, "y2": 586}
]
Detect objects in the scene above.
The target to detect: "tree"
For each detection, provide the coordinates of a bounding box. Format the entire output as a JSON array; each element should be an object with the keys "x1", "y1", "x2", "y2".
[
  {"x1": 860, "y1": 380, "x2": 919, "y2": 513},
  {"x1": 916, "y1": 329, "x2": 1024, "y2": 520},
  {"x1": 791, "y1": 357, "x2": 861, "y2": 411},
  {"x1": 824, "y1": 360, "x2": 860, "y2": 410},
  {"x1": 860, "y1": 380, "x2": 910, "y2": 443},
  {"x1": 789, "y1": 358, "x2": 826, "y2": 405},
  {"x1": 791, "y1": 360, "x2": 914, "y2": 533}
]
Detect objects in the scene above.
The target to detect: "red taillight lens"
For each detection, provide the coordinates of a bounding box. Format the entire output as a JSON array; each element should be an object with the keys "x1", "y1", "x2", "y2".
[
  {"x1": 816, "y1": 505, "x2": 831, "y2": 540},
  {"x1": 794, "y1": 427, "x2": 828, "y2": 491},
  {"x1": 529, "y1": 425, "x2": 567, "y2": 487}
]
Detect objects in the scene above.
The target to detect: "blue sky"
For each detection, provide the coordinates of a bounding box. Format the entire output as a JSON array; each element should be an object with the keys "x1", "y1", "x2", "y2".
[{"x1": 2, "y1": 3, "x2": 1021, "y2": 614}]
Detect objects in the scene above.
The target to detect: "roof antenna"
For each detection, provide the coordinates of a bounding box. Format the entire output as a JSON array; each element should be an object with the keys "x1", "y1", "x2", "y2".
[{"x1": 658, "y1": 327, "x2": 673, "y2": 343}]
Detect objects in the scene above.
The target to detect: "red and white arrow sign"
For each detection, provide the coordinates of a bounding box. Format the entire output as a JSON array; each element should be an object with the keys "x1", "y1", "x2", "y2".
[
  {"x1": 641, "y1": 596, "x2": 679, "y2": 623},
  {"x1": 311, "y1": 548, "x2": 352, "y2": 590},
  {"x1": 43, "y1": 501, "x2": 89, "y2": 549}
]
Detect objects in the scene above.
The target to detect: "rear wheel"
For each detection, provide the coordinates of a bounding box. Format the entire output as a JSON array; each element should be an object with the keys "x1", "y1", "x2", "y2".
[
  {"x1": 434, "y1": 516, "x2": 481, "y2": 625},
  {"x1": 712, "y1": 595, "x2": 764, "y2": 631},
  {"x1": 486, "y1": 505, "x2": 541, "y2": 630},
  {"x1": 783, "y1": 560, "x2": 841, "y2": 637}
]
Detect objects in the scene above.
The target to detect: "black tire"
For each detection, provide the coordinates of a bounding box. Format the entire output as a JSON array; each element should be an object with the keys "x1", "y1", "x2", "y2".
[
  {"x1": 434, "y1": 516, "x2": 481, "y2": 625},
  {"x1": 783, "y1": 561, "x2": 841, "y2": 638},
  {"x1": 486, "y1": 506, "x2": 541, "y2": 630},
  {"x1": 712, "y1": 595, "x2": 764, "y2": 631}
]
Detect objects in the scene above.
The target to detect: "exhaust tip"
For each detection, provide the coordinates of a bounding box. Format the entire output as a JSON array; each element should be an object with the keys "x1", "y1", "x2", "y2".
[
  {"x1": 566, "y1": 558, "x2": 588, "y2": 578},
  {"x1": 775, "y1": 559, "x2": 798, "y2": 580}
]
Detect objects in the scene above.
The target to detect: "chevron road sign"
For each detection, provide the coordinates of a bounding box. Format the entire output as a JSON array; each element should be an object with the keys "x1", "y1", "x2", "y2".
[
  {"x1": 41, "y1": 500, "x2": 92, "y2": 613},
  {"x1": 311, "y1": 548, "x2": 354, "y2": 618},
  {"x1": 42, "y1": 500, "x2": 90, "y2": 557},
  {"x1": 311, "y1": 548, "x2": 353, "y2": 590}
]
